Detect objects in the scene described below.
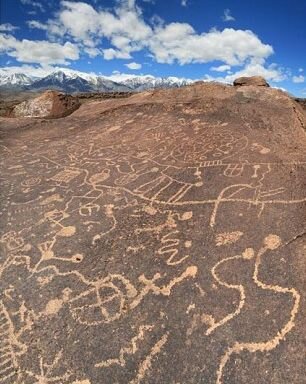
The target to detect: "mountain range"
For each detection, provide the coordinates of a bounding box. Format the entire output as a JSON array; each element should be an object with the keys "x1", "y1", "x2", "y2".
[{"x1": 0, "y1": 69, "x2": 194, "y2": 93}]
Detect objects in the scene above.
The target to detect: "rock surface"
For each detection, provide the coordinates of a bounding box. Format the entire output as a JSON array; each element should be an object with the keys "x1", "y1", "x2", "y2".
[
  {"x1": 10, "y1": 90, "x2": 80, "y2": 118},
  {"x1": 295, "y1": 97, "x2": 306, "y2": 111},
  {"x1": 0, "y1": 82, "x2": 305, "y2": 384},
  {"x1": 233, "y1": 76, "x2": 270, "y2": 87}
]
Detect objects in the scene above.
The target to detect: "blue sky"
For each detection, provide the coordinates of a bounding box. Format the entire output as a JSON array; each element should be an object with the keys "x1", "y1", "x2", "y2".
[{"x1": 0, "y1": 0, "x2": 305, "y2": 95}]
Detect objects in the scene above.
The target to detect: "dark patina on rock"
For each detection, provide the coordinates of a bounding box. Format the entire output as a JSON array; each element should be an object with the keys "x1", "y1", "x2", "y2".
[{"x1": 0, "y1": 82, "x2": 305, "y2": 384}]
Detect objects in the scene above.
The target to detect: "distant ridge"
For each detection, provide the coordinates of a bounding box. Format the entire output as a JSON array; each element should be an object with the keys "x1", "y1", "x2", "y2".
[{"x1": 0, "y1": 69, "x2": 194, "y2": 93}]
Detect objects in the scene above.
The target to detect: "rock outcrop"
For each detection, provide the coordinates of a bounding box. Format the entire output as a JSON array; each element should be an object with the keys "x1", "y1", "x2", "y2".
[
  {"x1": 233, "y1": 76, "x2": 270, "y2": 87},
  {"x1": 0, "y1": 81, "x2": 305, "y2": 384},
  {"x1": 295, "y1": 98, "x2": 306, "y2": 111},
  {"x1": 10, "y1": 90, "x2": 80, "y2": 118}
]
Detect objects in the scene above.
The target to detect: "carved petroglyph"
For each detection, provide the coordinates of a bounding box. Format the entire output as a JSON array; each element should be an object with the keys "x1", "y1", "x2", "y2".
[
  {"x1": 1, "y1": 86, "x2": 305, "y2": 383},
  {"x1": 0, "y1": 232, "x2": 32, "y2": 279},
  {"x1": 95, "y1": 325, "x2": 154, "y2": 368},
  {"x1": 50, "y1": 169, "x2": 81, "y2": 184},
  {"x1": 215, "y1": 235, "x2": 301, "y2": 383},
  {"x1": 205, "y1": 253, "x2": 248, "y2": 336},
  {"x1": 223, "y1": 163, "x2": 245, "y2": 177},
  {"x1": 25, "y1": 351, "x2": 71, "y2": 383},
  {"x1": 129, "y1": 332, "x2": 169, "y2": 384},
  {"x1": 215, "y1": 231, "x2": 243, "y2": 246},
  {"x1": 157, "y1": 231, "x2": 189, "y2": 265},
  {"x1": 251, "y1": 143, "x2": 271, "y2": 155},
  {"x1": 69, "y1": 266, "x2": 197, "y2": 325},
  {"x1": 21, "y1": 176, "x2": 41, "y2": 188},
  {"x1": 0, "y1": 301, "x2": 26, "y2": 383}
]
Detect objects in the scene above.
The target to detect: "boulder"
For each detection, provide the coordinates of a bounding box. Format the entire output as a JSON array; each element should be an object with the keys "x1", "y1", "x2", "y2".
[
  {"x1": 1, "y1": 81, "x2": 305, "y2": 384},
  {"x1": 233, "y1": 76, "x2": 270, "y2": 87},
  {"x1": 10, "y1": 90, "x2": 80, "y2": 118},
  {"x1": 295, "y1": 98, "x2": 306, "y2": 111}
]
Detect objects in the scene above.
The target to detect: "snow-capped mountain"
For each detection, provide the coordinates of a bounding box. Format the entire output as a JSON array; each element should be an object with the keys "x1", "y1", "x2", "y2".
[
  {"x1": 107, "y1": 74, "x2": 193, "y2": 91},
  {"x1": 0, "y1": 73, "x2": 33, "y2": 88},
  {"x1": 29, "y1": 71, "x2": 97, "y2": 93},
  {"x1": 0, "y1": 69, "x2": 194, "y2": 93}
]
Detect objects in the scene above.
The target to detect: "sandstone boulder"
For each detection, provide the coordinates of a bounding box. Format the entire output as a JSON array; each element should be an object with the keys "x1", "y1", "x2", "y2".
[
  {"x1": 10, "y1": 90, "x2": 80, "y2": 118},
  {"x1": 233, "y1": 76, "x2": 270, "y2": 87}
]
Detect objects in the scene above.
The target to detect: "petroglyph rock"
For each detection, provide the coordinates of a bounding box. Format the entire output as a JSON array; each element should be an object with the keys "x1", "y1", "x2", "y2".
[
  {"x1": 233, "y1": 76, "x2": 270, "y2": 87},
  {"x1": 10, "y1": 90, "x2": 80, "y2": 118},
  {"x1": 0, "y1": 81, "x2": 305, "y2": 384}
]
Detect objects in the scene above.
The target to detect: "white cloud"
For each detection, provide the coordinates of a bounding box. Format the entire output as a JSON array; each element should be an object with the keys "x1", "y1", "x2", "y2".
[
  {"x1": 20, "y1": 0, "x2": 45, "y2": 12},
  {"x1": 149, "y1": 26, "x2": 273, "y2": 65},
  {"x1": 84, "y1": 47, "x2": 100, "y2": 58},
  {"x1": 210, "y1": 64, "x2": 231, "y2": 72},
  {"x1": 103, "y1": 48, "x2": 131, "y2": 60},
  {"x1": 181, "y1": 0, "x2": 188, "y2": 6},
  {"x1": 26, "y1": 1, "x2": 272, "y2": 67},
  {"x1": 0, "y1": 23, "x2": 19, "y2": 32},
  {"x1": 52, "y1": 0, "x2": 151, "y2": 55},
  {"x1": 206, "y1": 61, "x2": 286, "y2": 84},
  {"x1": 0, "y1": 34, "x2": 79, "y2": 65},
  {"x1": 125, "y1": 62, "x2": 142, "y2": 69},
  {"x1": 298, "y1": 68, "x2": 303, "y2": 72},
  {"x1": 27, "y1": 20, "x2": 48, "y2": 30},
  {"x1": 222, "y1": 9, "x2": 235, "y2": 22},
  {"x1": 2, "y1": 1, "x2": 279, "y2": 80},
  {"x1": 292, "y1": 75, "x2": 305, "y2": 83}
]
